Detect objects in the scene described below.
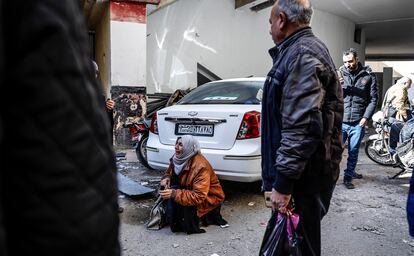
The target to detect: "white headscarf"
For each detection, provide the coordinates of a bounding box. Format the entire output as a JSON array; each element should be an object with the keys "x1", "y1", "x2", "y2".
[{"x1": 172, "y1": 135, "x2": 201, "y2": 175}]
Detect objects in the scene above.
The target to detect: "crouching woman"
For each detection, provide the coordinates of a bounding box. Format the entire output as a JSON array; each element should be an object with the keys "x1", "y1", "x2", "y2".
[{"x1": 159, "y1": 135, "x2": 227, "y2": 234}]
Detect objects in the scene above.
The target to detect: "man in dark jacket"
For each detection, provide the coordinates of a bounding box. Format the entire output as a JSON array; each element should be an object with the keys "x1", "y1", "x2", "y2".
[
  {"x1": 0, "y1": 1, "x2": 120, "y2": 255},
  {"x1": 261, "y1": 0, "x2": 343, "y2": 255},
  {"x1": 339, "y1": 48, "x2": 378, "y2": 189}
]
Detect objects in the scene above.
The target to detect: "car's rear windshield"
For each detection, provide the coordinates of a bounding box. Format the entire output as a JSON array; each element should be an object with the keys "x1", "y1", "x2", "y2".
[{"x1": 178, "y1": 81, "x2": 264, "y2": 105}]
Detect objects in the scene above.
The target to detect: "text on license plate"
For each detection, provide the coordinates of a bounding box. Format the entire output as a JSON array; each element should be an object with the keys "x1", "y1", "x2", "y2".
[{"x1": 175, "y1": 124, "x2": 214, "y2": 136}]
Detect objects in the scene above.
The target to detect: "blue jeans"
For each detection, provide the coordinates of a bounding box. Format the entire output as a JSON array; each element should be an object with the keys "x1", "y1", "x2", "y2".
[
  {"x1": 389, "y1": 121, "x2": 404, "y2": 153},
  {"x1": 342, "y1": 123, "x2": 365, "y2": 178}
]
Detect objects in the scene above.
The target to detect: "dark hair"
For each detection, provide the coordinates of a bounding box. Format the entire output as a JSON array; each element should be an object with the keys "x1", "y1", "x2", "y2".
[
  {"x1": 277, "y1": 0, "x2": 313, "y2": 25},
  {"x1": 343, "y1": 48, "x2": 358, "y2": 58}
]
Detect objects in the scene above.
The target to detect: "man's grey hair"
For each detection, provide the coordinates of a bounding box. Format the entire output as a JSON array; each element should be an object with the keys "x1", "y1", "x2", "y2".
[
  {"x1": 343, "y1": 48, "x2": 358, "y2": 58},
  {"x1": 277, "y1": 0, "x2": 313, "y2": 25}
]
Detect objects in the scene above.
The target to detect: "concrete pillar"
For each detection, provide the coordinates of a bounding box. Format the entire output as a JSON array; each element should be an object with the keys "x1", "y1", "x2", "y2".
[{"x1": 382, "y1": 67, "x2": 393, "y2": 100}]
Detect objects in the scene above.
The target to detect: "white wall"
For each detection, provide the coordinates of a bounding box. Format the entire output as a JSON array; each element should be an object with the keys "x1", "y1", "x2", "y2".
[
  {"x1": 311, "y1": 9, "x2": 365, "y2": 67},
  {"x1": 147, "y1": 0, "x2": 273, "y2": 93},
  {"x1": 147, "y1": 0, "x2": 366, "y2": 93},
  {"x1": 111, "y1": 21, "x2": 147, "y2": 87}
]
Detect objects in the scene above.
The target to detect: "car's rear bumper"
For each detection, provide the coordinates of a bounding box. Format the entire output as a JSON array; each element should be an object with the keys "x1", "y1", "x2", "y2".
[{"x1": 147, "y1": 133, "x2": 262, "y2": 182}]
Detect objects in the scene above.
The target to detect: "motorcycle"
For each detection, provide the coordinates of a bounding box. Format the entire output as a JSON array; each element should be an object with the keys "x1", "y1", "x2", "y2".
[
  {"x1": 124, "y1": 118, "x2": 152, "y2": 169},
  {"x1": 365, "y1": 100, "x2": 414, "y2": 178},
  {"x1": 124, "y1": 89, "x2": 191, "y2": 169}
]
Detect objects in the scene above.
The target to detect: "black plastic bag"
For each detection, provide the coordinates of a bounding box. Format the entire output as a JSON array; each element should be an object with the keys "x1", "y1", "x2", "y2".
[
  {"x1": 259, "y1": 211, "x2": 302, "y2": 256},
  {"x1": 286, "y1": 213, "x2": 302, "y2": 256}
]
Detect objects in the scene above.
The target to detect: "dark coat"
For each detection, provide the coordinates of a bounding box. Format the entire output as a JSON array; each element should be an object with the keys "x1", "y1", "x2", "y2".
[
  {"x1": 0, "y1": 1, "x2": 119, "y2": 255},
  {"x1": 339, "y1": 64, "x2": 379, "y2": 123},
  {"x1": 164, "y1": 153, "x2": 225, "y2": 217},
  {"x1": 408, "y1": 168, "x2": 414, "y2": 237},
  {"x1": 261, "y1": 27, "x2": 343, "y2": 195}
]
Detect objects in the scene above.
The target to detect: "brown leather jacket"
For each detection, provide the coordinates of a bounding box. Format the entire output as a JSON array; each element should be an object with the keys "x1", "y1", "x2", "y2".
[{"x1": 164, "y1": 153, "x2": 225, "y2": 217}]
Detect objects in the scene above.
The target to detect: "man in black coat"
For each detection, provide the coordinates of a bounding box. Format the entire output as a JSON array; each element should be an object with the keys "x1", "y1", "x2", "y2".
[
  {"x1": 0, "y1": 1, "x2": 120, "y2": 255},
  {"x1": 261, "y1": 0, "x2": 343, "y2": 255},
  {"x1": 339, "y1": 48, "x2": 378, "y2": 189}
]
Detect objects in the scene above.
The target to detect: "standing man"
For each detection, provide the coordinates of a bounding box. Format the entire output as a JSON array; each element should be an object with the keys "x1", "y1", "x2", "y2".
[
  {"x1": 261, "y1": 0, "x2": 343, "y2": 255},
  {"x1": 339, "y1": 48, "x2": 378, "y2": 189},
  {"x1": 93, "y1": 60, "x2": 116, "y2": 142}
]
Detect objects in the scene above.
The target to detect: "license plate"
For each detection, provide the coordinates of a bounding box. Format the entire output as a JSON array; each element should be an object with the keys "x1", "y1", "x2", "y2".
[{"x1": 175, "y1": 124, "x2": 214, "y2": 137}]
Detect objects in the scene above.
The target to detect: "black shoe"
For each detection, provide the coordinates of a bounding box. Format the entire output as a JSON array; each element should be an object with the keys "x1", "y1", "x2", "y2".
[
  {"x1": 344, "y1": 181, "x2": 355, "y2": 189},
  {"x1": 353, "y1": 172, "x2": 363, "y2": 179},
  {"x1": 343, "y1": 176, "x2": 355, "y2": 189},
  {"x1": 187, "y1": 228, "x2": 206, "y2": 235}
]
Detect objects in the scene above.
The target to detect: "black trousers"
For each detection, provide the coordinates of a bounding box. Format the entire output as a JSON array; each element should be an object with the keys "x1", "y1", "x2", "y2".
[
  {"x1": 166, "y1": 200, "x2": 226, "y2": 234},
  {"x1": 294, "y1": 185, "x2": 335, "y2": 256},
  {"x1": 169, "y1": 203, "x2": 204, "y2": 234}
]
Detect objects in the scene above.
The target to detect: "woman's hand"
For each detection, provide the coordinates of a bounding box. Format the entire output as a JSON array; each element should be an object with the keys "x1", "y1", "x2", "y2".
[
  {"x1": 160, "y1": 178, "x2": 170, "y2": 188},
  {"x1": 159, "y1": 189, "x2": 174, "y2": 200}
]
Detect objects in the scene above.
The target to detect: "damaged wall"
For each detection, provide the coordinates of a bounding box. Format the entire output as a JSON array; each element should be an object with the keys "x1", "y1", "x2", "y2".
[
  {"x1": 110, "y1": 1, "x2": 148, "y2": 147},
  {"x1": 147, "y1": 0, "x2": 272, "y2": 93},
  {"x1": 146, "y1": 0, "x2": 366, "y2": 93}
]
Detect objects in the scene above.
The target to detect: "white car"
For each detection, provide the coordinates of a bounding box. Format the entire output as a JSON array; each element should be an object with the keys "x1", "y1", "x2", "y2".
[{"x1": 146, "y1": 77, "x2": 265, "y2": 182}]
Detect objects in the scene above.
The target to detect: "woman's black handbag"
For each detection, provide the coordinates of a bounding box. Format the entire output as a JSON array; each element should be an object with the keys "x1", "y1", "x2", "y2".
[{"x1": 146, "y1": 195, "x2": 166, "y2": 230}]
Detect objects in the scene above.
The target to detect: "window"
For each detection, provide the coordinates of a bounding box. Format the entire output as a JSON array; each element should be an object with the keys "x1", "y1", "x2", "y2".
[{"x1": 179, "y1": 81, "x2": 263, "y2": 105}]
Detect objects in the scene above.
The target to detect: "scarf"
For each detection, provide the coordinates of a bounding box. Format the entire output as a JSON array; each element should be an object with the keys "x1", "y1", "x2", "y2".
[{"x1": 172, "y1": 135, "x2": 201, "y2": 175}]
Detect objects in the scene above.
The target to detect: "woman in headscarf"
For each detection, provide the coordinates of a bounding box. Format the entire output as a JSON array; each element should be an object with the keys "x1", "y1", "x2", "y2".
[{"x1": 159, "y1": 135, "x2": 227, "y2": 234}]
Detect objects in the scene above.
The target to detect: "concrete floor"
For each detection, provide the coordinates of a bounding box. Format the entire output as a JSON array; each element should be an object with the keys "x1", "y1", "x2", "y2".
[{"x1": 116, "y1": 147, "x2": 414, "y2": 256}]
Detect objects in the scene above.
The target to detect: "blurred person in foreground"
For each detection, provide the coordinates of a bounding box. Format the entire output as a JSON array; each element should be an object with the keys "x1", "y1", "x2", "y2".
[
  {"x1": 0, "y1": 1, "x2": 119, "y2": 255},
  {"x1": 159, "y1": 135, "x2": 227, "y2": 234},
  {"x1": 261, "y1": 0, "x2": 343, "y2": 255}
]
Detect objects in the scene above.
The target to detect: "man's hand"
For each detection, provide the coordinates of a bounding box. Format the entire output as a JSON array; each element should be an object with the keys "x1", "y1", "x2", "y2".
[
  {"x1": 160, "y1": 178, "x2": 170, "y2": 188},
  {"x1": 159, "y1": 189, "x2": 174, "y2": 200},
  {"x1": 359, "y1": 117, "x2": 368, "y2": 127},
  {"x1": 106, "y1": 99, "x2": 115, "y2": 111},
  {"x1": 271, "y1": 188, "x2": 291, "y2": 214}
]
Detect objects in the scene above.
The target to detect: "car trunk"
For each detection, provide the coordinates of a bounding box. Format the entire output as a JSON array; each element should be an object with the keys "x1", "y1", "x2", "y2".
[{"x1": 157, "y1": 105, "x2": 256, "y2": 150}]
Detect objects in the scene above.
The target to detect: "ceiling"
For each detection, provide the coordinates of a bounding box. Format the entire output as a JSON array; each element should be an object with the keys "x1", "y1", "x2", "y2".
[{"x1": 310, "y1": 0, "x2": 414, "y2": 60}]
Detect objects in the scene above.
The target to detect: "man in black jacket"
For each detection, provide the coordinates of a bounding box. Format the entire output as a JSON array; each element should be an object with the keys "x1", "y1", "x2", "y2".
[
  {"x1": 261, "y1": 0, "x2": 343, "y2": 255},
  {"x1": 0, "y1": 1, "x2": 120, "y2": 255},
  {"x1": 339, "y1": 48, "x2": 378, "y2": 189}
]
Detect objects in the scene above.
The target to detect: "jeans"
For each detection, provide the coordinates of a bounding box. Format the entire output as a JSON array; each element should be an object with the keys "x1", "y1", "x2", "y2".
[
  {"x1": 342, "y1": 122, "x2": 365, "y2": 178},
  {"x1": 390, "y1": 121, "x2": 404, "y2": 151}
]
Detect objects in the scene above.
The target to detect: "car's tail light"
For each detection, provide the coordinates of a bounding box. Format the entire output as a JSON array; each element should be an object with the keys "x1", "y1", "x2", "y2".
[
  {"x1": 237, "y1": 111, "x2": 260, "y2": 139},
  {"x1": 135, "y1": 123, "x2": 147, "y2": 132},
  {"x1": 128, "y1": 126, "x2": 138, "y2": 136},
  {"x1": 150, "y1": 113, "x2": 158, "y2": 134}
]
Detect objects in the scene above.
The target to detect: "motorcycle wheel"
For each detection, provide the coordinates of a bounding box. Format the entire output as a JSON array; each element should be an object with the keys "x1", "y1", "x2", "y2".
[
  {"x1": 136, "y1": 133, "x2": 153, "y2": 169},
  {"x1": 364, "y1": 140, "x2": 395, "y2": 166}
]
